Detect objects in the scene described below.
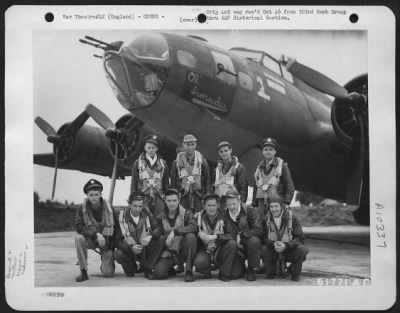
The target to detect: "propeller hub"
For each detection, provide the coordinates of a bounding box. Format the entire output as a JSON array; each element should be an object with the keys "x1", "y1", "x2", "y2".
[
  {"x1": 348, "y1": 92, "x2": 366, "y2": 111},
  {"x1": 105, "y1": 128, "x2": 121, "y2": 140}
]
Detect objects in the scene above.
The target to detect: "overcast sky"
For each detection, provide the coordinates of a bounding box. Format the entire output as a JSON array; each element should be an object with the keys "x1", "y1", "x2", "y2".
[{"x1": 33, "y1": 29, "x2": 367, "y2": 205}]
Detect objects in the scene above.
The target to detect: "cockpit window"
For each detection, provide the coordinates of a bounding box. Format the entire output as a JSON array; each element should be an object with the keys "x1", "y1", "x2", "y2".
[
  {"x1": 123, "y1": 33, "x2": 169, "y2": 61},
  {"x1": 230, "y1": 48, "x2": 263, "y2": 62},
  {"x1": 262, "y1": 55, "x2": 282, "y2": 76},
  {"x1": 177, "y1": 50, "x2": 197, "y2": 68}
]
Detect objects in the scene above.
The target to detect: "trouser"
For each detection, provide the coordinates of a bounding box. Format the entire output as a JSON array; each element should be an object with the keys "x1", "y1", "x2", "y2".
[
  {"x1": 144, "y1": 194, "x2": 165, "y2": 217},
  {"x1": 153, "y1": 233, "x2": 198, "y2": 279},
  {"x1": 180, "y1": 193, "x2": 204, "y2": 213},
  {"x1": 114, "y1": 237, "x2": 164, "y2": 275},
  {"x1": 262, "y1": 244, "x2": 309, "y2": 279},
  {"x1": 74, "y1": 233, "x2": 115, "y2": 277},
  {"x1": 242, "y1": 236, "x2": 262, "y2": 269},
  {"x1": 194, "y1": 240, "x2": 242, "y2": 278}
]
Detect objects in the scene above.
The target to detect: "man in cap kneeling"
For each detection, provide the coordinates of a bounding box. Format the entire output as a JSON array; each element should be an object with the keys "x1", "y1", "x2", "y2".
[
  {"x1": 193, "y1": 193, "x2": 239, "y2": 281},
  {"x1": 114, "y1": 191, "x2": 164, "y2": 279},
  {"x1": 261, "y1": 194, "x2": 309, "y2": 281},
  {"x1": 75, "y1": 179, "x2": 115, "y2": 282},
  {"x1": 153, "y1": 189, "x2": 198, "y2": 282},
  {"x1": 171, "y1": 134, "x2": 211, "y2": 213},
  {"x1": 222, "y1": 190, "x2": 263, "y2": 281}
]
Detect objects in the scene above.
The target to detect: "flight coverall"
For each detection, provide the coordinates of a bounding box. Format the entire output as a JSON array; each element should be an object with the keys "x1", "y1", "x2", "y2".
[
  {"x1": 219, "y1": 205, "x2": 263, "y2": 278},
  {"x1": 171, "y1": 151, "x2": 211, "y2": 213},
  {"x1": 75, "y1": 198, "x2": 115, "y2": 277},
  {"x1": 261, "y1": 208, "x2": 309, "y2": 280},
  {"x1": 212, "y1": 156, "x2": 248, "y2": 205},
  {"x1": 153, "y1": 205, "x2": 198, "y2": 278},
  {"x1": 193, "y1": 210, "x2": 238, "y2": 278},
  {"x1": 114, "y1": 208, "x2": 164, "y2": 276},
  {"x1": 252, "y1": 157, "x2": 295, "y2": 215},
  {"x1": 130, "y1": 153, "x2": 169, "y2": 217}
]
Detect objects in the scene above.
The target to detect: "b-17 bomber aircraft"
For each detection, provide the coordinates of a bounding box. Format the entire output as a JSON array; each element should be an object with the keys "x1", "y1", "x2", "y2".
[{"x1": 34, "y1": 32, "x2": 369, "y2": 224}]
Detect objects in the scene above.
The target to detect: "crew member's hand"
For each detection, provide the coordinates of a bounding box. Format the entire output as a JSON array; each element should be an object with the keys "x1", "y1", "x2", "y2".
[
  {"x1": 165, "y1": 231, "x2": 175, "y2": 248},
  {"x1": 141, "y1": 235, "x2": 152, "y2": 247},
  {"x1": 161, "y1": 250, "x2": 172, "y2": 258},
  {"x1": 274, "y1": 241, "x2": 286, "y2": 253},
  {"x1": 237, "y1": 234, "x2": 243, "y2": 249},
  {"x1": 132, "y1": 244, "x2": 143, "y2": 255},
  {"x1": 97, "y1": 233, "x2": 106, "y2": 248}
]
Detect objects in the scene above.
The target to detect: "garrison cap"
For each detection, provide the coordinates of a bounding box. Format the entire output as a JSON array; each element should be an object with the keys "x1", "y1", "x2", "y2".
[
  {"x1": 83, "y1": 179, "x2": 103, "y2": 194},
  {"x1": 217, "y1": 141, "x2": 231, "y2": 150},
  {"x1": 203, "y1": 193, "x2": 220, "y2": 202},
  {"x1": 183, "y1": 134, "x2": 197, "y2": 143},
  {"x1": 144, "y1": 134, "x2": 161, "y2": 148},
  {"x1": 128, "y1": 191, "x2": 145, "y2": 203},
  {"x1": 225, "y1": 189, "x2": 240, "y2": 199},
  {"x1": 261, "y1": 137, "x2": 278, "y2": 149},
  {"x1": 164, "y1": 188, "x2": 180, "y2": 197}
]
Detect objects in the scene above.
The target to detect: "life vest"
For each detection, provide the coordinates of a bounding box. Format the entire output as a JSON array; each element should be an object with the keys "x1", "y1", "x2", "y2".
[
  {"x1": 161, "y1": 205, "x2": 186, "y2": 235},
  {"x1": 266, "y1": 209, "x2": 293, "y2": 242},
  {"x1": 254, "y1": 157, "x2": 283, "y2": 199},
  {"x1": 81, "y1": 198, "x2": 114, "y2": 236},
  {"x1": 137, "y1": 154, "x2": 165, "y2": 196},
  {"x1": 119, "y1": 209, "x2": 151, "y2": 246},
  {"x1": 176, "y1": 151, "x2": 203, "y2": 191},
  {"x1": 214, "y1": 157, "x2": 239, "y2": 196},
  {"x1": 197, "y1": 211, "x2": 224, "y2": 236}
]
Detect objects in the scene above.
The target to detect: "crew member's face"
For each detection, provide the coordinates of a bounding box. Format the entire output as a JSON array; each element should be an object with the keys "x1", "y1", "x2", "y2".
[
  {"x1": 218, "y1": 146, "x2": 232, "y2": 161},
  {"x1": 270, "y1": 202, "x2": 282, "y2": 218},
  {"x1": 144, "y1": 142, "x2": 158, "y2": 158},
  {"x1": 165, "y1": 194, "x2": 180, "y2": 211},
  {"x1": 129, "y1": 200, "x2": 143, "y2": 217},
  {"x1": 204, "y1": 199, "x2": 219, "y2": 217},
  {"x1": 87, "y1": 190, "x2": 101, "y2": 205},
  {"x1": 183, "y1": 141, "x2": 196, "y2": 154},
  {"x1": 226, "y1": 197, "x2": 240, "y2": 215},
  {"x1": 262, "y1": 146, "x2": 276, "y2": 160}
]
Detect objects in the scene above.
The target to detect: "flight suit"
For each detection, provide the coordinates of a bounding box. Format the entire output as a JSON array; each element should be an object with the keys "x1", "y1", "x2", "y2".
[
  {"x1": 75, "y1": 198, "x2": 115, "y2": 277},
  {"x1": 153, "y1": 205, "x2": 198, "y2": 279},
  {"x1": 171, "y1": 151, "x2": 211, "y2": 213},
  {"x1": 218, "y1": 205, "x2": 263, "y2": 279},
  {"x1": 252, "y1": 157, "x2": 295, "y2": 216},
  {"x1": 193, "y1": 210, "x2": 238, "y2": 278},
  {"x1": 212, "y1": 156, "x2": 248, "y2": 205},
  {"x1": 261, "y1": 208, "x2": 309, "y2": 281},
  {"x1": 114, "y1": 208, "x2": 164, "y2": 276},
  {"x1": 131, "y1": 153, "x2": 169, "y2": 217}
]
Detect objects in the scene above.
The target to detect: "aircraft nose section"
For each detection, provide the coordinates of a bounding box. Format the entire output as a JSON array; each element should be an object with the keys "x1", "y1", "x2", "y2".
[{"x1": 103, "y1": 32, "x2": 170, "y2": 110}]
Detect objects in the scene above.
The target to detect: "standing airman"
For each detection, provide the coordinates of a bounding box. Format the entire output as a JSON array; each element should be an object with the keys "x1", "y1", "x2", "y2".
[
  {"x1": 114, "y1": 191, "x2": 164, "y2": 279},
  {"x1": 74, "y1": 179, "x2": 115, "y2": 282},
  {"x1": 212, "y1": 141, "x2": 248, "y2": 208},
  {"x1": 252, "y1": 138, "x2": 295, "y2": 217},
  {"x1": 171, "y1": 134, "x2": 211, "y2": 213},
  {"x1": 261, "y1": 194, "x2": 309, "y2": 281},
  {"x1": 153, "y1": 189, "x2": 198, "y2": 282},
  {"x1": 130, "y1": 134, "x2": 169, "y2": 217}
]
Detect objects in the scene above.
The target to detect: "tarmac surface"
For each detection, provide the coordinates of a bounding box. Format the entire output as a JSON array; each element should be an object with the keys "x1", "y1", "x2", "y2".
[{"x1": 34, "y1": 226, "x2": 370, "y2": 287}]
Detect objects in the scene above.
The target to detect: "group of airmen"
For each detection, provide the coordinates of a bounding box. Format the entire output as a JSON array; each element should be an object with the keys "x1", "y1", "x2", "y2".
[{"x1": 74, "y1": 134, "x2": 309, "y2": 283}]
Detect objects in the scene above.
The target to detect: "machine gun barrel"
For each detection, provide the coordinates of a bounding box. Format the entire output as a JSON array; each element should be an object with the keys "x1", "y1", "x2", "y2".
[{"x1": 84, "y1": 35, "x2": 119, "y2": 51}]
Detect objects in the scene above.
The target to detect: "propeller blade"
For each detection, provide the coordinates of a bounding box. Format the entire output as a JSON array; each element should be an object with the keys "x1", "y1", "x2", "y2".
[
  {"x1": 286, "y1": 59, "x2": 349, "y2": 99},
  {"x1": 51, "y1": 147, "x2": 59, "y2": 200},
  {"x1": 346, "y1": 114, "x2": 365, "y2": 208},
  {"x1": 85, "y1": 104, "x2": 115, "y2": 130},
  {"x1": 125, "y1": 116, "x2": 143, "y2": 132},
  {"x1": 108, "y1": 143, "x2": 119, "y2": 205},
  {"x1": 35, "y1": 116, "x2": 58, "y2": 137},
  {"x1": 62, "y1": 111, "x2": 90, "y2": 137}
]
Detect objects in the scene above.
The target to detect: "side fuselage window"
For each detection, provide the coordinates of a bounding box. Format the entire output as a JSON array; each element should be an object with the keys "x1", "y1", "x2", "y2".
[
  {"x1": 210, "y1": 51, "x2": 237, "y2": 86},
  {"x1": 177, "y1": 50, "x2": 197, "y2": 68}
]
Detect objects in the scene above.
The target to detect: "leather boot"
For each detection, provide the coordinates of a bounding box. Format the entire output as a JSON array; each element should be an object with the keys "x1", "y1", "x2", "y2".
[
  {"x1": 246, "y1": 268, "x2": 256, "y2": 281},
  {"x1": 184, "y1": 271, "x2": 195, "y2": 282},
  {"x1": 75, "y1": 269, "x2": 89, "y2": 282}
]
